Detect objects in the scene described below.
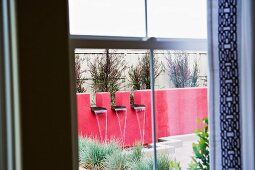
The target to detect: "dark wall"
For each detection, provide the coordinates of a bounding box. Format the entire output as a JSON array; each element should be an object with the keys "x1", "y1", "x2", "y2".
[{"x1": 16, "y1": 0, "x2": 76, "y2": 169}]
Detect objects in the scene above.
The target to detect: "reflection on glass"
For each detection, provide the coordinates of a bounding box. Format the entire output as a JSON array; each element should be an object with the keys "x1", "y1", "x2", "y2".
[
  {"x1": 148, "y1": 0, "x2": 207, "y2": 38},
  {"x1": 69, "y1": 0, "x2": 145, "y2": 36}
]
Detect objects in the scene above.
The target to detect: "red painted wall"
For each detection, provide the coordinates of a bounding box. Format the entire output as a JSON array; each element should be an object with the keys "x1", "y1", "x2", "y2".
[{"x1": 77, "y1": 88, "x2": 208, "y2": 147}]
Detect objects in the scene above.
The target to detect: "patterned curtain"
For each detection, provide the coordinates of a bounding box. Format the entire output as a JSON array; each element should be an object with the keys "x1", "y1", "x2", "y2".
[{"x1": 208, "y1": 0, "x2": 242, "y2": 169}]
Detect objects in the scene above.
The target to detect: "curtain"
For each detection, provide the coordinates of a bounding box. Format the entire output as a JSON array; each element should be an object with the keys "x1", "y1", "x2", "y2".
[{"x1": 208, "y1": 0, "x2": 242, "y2": 169}]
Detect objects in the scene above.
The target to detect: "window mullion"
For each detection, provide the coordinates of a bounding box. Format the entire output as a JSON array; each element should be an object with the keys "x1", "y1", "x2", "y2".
[{"x1": 70, "y1": 36, "x2": 207, "y2": 51}]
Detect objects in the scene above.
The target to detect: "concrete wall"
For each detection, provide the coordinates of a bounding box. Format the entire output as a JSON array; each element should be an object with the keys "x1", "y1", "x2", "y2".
[{"x1": 77, "y1": 87, "x2": 208, "y2": 147}]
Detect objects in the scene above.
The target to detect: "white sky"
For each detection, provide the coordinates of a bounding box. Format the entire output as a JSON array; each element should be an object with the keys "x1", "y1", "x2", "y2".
[{"x1": 69, "y1": 0, "x2": 207, "y2": 39}]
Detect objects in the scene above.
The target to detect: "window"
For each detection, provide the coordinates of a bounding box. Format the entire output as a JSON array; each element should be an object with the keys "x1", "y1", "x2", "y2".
[
  {"x1": 69, "y1": 0, "x2": 208, "y2": 169},
  {"x1": 69, "y1": 0, "x2": 146, "y2": 37}
]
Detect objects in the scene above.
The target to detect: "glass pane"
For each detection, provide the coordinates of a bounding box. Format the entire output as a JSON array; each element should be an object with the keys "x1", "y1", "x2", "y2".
[
  {"x1": 148, "y1": 0, "x2": 207, "y2": 38},
  {"x1": 76, "y1": 49, "x2": 157, "y2": 169},
  {"x1": 153, "y1": 50, "x2": 209, "y2": 169},
  {"x1": 75, "y1": 48, "x2": 209, "y2": 169},
  {"x1": 69, "y1": 0, "x2": 146, "y2": 37}
]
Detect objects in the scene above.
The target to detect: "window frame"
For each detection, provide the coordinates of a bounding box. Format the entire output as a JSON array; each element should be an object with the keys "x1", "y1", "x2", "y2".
[
  {"x1": 0, "y1": 0, "x2": 21, "y2": 170},
  {"x1": 70, "y1": 35, "x2": 207, "y2": 51}
]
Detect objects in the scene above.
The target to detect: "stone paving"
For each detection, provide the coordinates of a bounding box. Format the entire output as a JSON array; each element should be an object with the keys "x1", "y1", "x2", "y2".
[{"x1": 173, "y1": 139, "x2": 196, "y2": 169}]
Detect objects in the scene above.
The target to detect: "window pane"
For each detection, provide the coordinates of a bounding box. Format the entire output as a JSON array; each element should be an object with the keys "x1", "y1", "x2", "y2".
[
  {"x1": 148, "y1": 0, "x2": 207, "y2": 38},
  {"x1": 153, "y1": 50, "x2": 208, "y2": 169},
  {"x1": 75, "y1": 48, "x2": 209, "y2": 169},
  {"x1": 69, "y1": 0, "x2": 146, "y2": 37},
  {"x1": 76, "y1": 49, "x2": 157, "y2": 169}
]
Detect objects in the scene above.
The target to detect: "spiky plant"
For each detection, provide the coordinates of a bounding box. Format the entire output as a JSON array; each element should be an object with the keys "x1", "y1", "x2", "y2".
[
  {"x1": 103, "y1": 150, "x2": 128, "y2": 170},
  {"x1": 146, "y1": 155, "x2": 171, "y2": 170},
  {"x1": 79, "y1": 137, "x2": 183, "y2": 170},
  {"x1": 138, "y1": 155, "x2": 181, "y2": 170},
  {"x1": 128, "y1": 65, "x2": 143, "y2": 91},
  {"x1": 165, "y1": 51, "x2": 199, "y2": 88},
  {"x1": 128, "y1": 143, "x2": 143, "y2": 162},
  {"x1": 128, "y1": 51, "x2": 163, "y2": 91},
  {"x1": 79, "y1": 138, "x2": 121, "y2": 170},
  {"x1": 190, "y1": 59, "x2": 199, "y2": 87},
  {"x1": 127, "y1": 158, "x2": 150, "y2": 170},
  {"x1": 86, "y1": 49, "x2": 127, "y2": 104},
  {"x1": 75, "y1": 54, "x2": 86, "y2": 93}
]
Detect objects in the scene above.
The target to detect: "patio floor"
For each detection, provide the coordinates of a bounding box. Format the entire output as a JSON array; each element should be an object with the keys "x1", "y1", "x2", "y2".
[{"x1": 173, "y1": 139, "x2": 196, "y2": 169}]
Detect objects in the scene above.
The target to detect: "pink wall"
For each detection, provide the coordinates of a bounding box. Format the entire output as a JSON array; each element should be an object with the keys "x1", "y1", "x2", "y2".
[{"x1": 77, "y1": 88, "x2": 208, "y2": 147}]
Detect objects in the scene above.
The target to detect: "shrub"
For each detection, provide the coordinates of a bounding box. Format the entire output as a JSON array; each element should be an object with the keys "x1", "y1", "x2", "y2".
[
  {"x1": 75, "y1": 54, "x2": 86, "y2": 93},
  {"x1": 79, "y1": 138, "x2": 121, "y2": 170},
  {"x1": 128, "y1": 154, "x2": 181, "y2": 170},
  {"x1": 79, "y1": 137, "x2": 95, "y2": 162},
  {"x1": 169, "y1": 160, "x2": 182, "y2": 170},
  {"x1": 190, "y1": 59, "x2": 199, "y2": 87},
  {"x1": 87, "y1": 49, "x2": 127, "y2": 104},
  {"x1": 165, "y1": 51, "x2": 199, "y2": 88},
  {"x1": 150, "y1": 155, "x2": 171, "y2": 170},
  {"x1": 147, "y1": 155, "x2": 180, "y2": 170},
  {"x1": 79, "y1": 137, "x2": 182, "y2": 170},
  {"x1": 128, "y1": 143, "x2": 143, "y2": 162},
  {"x1": 103, "y1": 150, "x2": 128, "y2": 170},
  {"x1": 188, "y1": 118, "x2": 209, "y2": 170},
  {"x1": 127, "y1": 158, "x2": 150, "y2": 170},
  {"x1": 128, "y1": 51, "x2": 163, "y2": 91}
]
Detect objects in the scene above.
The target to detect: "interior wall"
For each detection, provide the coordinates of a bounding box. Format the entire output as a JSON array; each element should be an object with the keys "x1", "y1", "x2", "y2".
[{"x1": 16, "y1": 0, "x2": 76, "y2": 169}]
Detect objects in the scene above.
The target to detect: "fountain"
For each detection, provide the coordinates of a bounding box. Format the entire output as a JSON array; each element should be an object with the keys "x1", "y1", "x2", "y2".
[
  {"x1": 91, "y1": 107, "x2": 108, "y2": 142},
  {"x1": 131, "y1": 104, "x2": 146, "y2": 144},
  {"x1": 112, "y1": 106, "x2": 127, "y2": 147}
]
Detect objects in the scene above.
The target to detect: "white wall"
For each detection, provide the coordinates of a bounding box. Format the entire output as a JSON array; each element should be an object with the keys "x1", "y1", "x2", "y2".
[{"x1": 75, "y1": 49, "x2": 208, "y2": 102}]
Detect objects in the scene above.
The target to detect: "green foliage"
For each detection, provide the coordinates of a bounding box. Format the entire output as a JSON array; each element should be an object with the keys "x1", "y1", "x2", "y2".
[
  {"x1": 79, "y1": 137, "x2": 121, "y2": 169},
  {"x1": 103, "y1": 150, "x2": 128, "y2": 170},
  {"x1": 169, "y1": 160, "x2": 182, "y2": 170},
  {"x1": 189, "y1": 118, "x2": 209, "y2": 170},
  {"x1": 75, "y1": 54, "x2": 86, "y2": 93},
  {"x1": 128, "y1": 51, "x2": 163, "y2": 91},
  {"x1": 165, "y1": 51, "x2": 199, "y2": 88},
  {"x1": 128, "y1": 143, "x2": 143, "y2": 162},
  {"x1": 128, "y1": 65, "x2": 143, "y2": 91},
  {"x1": 87, "y1": 49, "x2": 127, "y2": 104},
  {"x1": 128, "y1": 154, "x2": 181, "y2": 170},
  {"x1": 146, "y1": 155, "x2": 180, "y2": 170},
  {"x1": 190, "y1": 60, "x2": 199, "y2": 87},
  {"x1": 127, "y1": 158, "x2": 150, "y2": 170},
  {"x1": 79, "y1": 138, "x2": 182, "y2": 170},
  {"x1": 154, "y1": 155, "x2": 171, "y2": 170}
]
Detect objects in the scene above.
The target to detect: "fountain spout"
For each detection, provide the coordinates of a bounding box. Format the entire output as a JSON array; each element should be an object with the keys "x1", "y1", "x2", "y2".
[
  {"x1": 91, "y1": 107, "x2": 107, "y2": 115},
  {"x1": 131, "y1": 104, "x2": 146, "y2": 112},
  {"x1": 111, "y1": 105, "x2": 127, "y2": 112}
]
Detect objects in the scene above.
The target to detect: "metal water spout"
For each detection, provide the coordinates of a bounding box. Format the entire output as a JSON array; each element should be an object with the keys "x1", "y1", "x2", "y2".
[{"x1": 91, "y1": 106, "x2": 107, "y2": 115}]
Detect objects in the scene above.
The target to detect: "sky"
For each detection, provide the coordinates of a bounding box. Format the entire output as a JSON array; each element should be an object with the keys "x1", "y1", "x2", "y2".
[{"x1": 68, "y1": 0, "x2": 207, "y2": 39}]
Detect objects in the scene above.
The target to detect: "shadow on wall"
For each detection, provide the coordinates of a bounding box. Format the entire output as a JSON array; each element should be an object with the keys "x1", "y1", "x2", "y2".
[{"x1": 77, "y1": 88, "x2": 208, "y2": 147}]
